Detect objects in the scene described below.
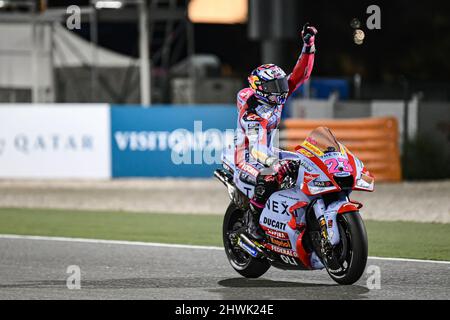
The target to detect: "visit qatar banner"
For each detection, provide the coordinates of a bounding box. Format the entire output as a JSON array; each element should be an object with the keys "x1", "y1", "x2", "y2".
[
  {"x1": 0, "y1": 104, "x2": 111, "y2": 179},
  {"x1": 110, "y1": 105, "x2": 236, "y2": 177}
]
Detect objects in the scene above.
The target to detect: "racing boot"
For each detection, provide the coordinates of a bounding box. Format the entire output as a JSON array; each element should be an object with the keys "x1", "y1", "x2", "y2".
[{"x1": 245, "y1": 202, "x2": 265, "y2": 242}]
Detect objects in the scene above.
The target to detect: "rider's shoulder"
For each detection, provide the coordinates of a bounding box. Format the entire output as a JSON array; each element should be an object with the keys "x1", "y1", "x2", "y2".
[
  {"x1": 237, "y1": 88, "x2": 258, "y2": 110},
  {"x1": 237, "y1": 88, "x2": 254, "y2": 103}
]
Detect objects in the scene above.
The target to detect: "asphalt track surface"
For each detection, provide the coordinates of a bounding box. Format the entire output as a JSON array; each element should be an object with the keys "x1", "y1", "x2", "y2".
[{"x1": 0, "y1": 236, "x2": 449, "y2": 300}]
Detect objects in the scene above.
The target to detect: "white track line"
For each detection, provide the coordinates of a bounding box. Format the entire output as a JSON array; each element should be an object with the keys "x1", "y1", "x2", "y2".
[
  {"x1": 0, "y1": 234, "x2": 223, "y2": 251},
  {"x1": 367, "y1": 256, "x2": 450, "y2": 264},
  {"x1": 1, "y1": 234, "x2": 449, "y2": 265}
]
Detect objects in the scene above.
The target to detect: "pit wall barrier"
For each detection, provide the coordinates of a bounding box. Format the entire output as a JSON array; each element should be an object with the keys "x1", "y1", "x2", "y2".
[
  {"x1": 281, "y1": 117, "x2": 402, "y2": 182},
  {"x1": 0, "y1": 104, "x2": 236, "y2": 179},
  {"x1": 110, "y1": 106, "x2": 236, "y2": 177},
  {"x1": 0, "y1": 104, "x2": 111, "y2": 179}
]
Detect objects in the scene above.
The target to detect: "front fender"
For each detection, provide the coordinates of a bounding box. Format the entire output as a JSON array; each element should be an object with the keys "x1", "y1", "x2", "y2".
[
  {"x1": 337, "y1": 200, "x2": 363, "y2": 214},
  {"x1": 320, "y1": 199, "x2": 363, "y2": 246}
]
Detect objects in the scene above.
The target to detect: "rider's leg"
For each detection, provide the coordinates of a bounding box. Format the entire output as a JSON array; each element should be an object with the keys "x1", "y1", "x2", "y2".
[{"x1": 246, "y1": 173, "x2": 279, "y2": 240}]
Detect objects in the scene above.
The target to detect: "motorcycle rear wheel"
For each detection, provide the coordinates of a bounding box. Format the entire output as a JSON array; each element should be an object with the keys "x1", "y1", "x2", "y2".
[{"x1": 223, "y1": 202, "x2": 270, "y2": 278}]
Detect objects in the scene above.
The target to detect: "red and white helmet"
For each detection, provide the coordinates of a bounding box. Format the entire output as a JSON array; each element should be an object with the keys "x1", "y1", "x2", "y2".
[{"x1": 248, "y1": 64, "x2": 289, "y2": 105}]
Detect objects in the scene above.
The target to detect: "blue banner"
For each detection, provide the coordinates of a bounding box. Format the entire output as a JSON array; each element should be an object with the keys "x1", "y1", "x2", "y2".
[{"x1": 111, "y1": 106, "x2": 236, "y2": 177}]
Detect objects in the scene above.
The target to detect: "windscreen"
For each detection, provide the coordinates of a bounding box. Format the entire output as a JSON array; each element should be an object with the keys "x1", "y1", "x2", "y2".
[{"x1": 303, "y1": 126, "x2": 341, "y2": 154}]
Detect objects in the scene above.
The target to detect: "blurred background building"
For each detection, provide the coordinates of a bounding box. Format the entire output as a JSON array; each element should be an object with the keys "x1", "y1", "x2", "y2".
[
  {"x1": 0, "y1": 0, "x2": 449, "y2": 180},
  {"x1": 2, "y1": 0, "x2": 450, "y2": 104}
]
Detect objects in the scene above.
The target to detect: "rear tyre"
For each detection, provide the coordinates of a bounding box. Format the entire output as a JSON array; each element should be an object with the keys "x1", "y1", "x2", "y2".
[
  {"x1": 223, "y1": 202, "x2": 270, "y2": 278},
  {"x1": 326, "y1": 212, "x2": 368, "y2": 285}
]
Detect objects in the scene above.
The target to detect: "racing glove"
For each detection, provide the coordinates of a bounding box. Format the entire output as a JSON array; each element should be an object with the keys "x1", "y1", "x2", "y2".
[
  {"x1": 301, "y1": 23, "x2": 317, "y2": 54},
  {"x1": 273, "y1": 160, "x2": 298, "y2": 184}
]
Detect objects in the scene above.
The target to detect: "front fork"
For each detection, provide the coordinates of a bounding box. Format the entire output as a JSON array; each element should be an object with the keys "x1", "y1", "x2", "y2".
[
  {"x1": 312, "y1": 198, "x2": 341, "y2": 267},
  {"x1": 313, "y1": 199, "x2": 341, "y2": 245}
]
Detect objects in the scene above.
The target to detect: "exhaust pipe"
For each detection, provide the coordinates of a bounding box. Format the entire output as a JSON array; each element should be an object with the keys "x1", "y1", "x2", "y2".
[{"x1": 237, "y1": 234, "x2": 266, "y2": 259}]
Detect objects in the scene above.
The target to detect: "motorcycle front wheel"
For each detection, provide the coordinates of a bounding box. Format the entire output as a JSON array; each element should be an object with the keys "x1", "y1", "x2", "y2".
[
  {"x1": 326, "y1": 212, "x2": 368, "y2": 285},
  {"x1": 223, "y1": 202, "x2": 270, "y2": 278}
]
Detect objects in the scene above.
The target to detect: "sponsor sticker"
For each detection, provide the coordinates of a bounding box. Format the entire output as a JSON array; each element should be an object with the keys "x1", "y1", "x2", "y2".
[
  {"x1": 306, "y1": 136, "x2": 319, "y2": 146},
  {"x1": 333, "y1": 171, "x2": 352, "y2": 177},
  {"x1": 240, "y1": 163, "x2": 259, "y2": 177},
  {"x1": 280, "y1": 255, "x2": 298, "y2": 266},
  {"x1": 300, "y1": 160, "x2": 314, "y2": 172},
  {"x1": 328, "y1": 219, "x2": 333, "y2": 228},
  {"x1": 269, "y1": 237, "x2": 292, "y2": 249},
  {"x1": 262, "y1": 217, "x2": 287, "y2": 230},
  {"x1": 265, "y1": 228, "x2": 289, "y2": 240},
  {"x1": 313, "y1": 180, "x2": 333, "y2": 187},
  {"x1": 238, "y1": 239, "x2": 258, "y2": 258},
  {"x1": 320, "y1": 152, "x2": 341, "y2": 159},
  {"x1": 266, "y1": 200, "x2": 291, "y2": 216},
  {"x1": 304, "y1": 172, "x2": 319, "y2": 183},
  {"x1": 298, "y1": 148, "x2": 314, "y2": 158},
  {"x1": 302, "y1": 141, "x2": 324, "y2": 157},
  {"x1": 265, "y1": 243, "x2": 298, "y2": 257}
]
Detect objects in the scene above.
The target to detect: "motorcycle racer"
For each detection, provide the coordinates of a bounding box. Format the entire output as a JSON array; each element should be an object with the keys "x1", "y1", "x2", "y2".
[{"x1": 234, "y1": 23, "x2": 317, "y2": 241}]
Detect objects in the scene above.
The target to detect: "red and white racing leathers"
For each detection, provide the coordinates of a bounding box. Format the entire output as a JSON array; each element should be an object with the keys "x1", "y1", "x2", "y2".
[{"x1": 234, "y1": 50, "x2": 315, "y2": 200}]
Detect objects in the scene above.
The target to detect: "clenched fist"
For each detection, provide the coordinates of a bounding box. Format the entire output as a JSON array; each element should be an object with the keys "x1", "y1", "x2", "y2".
[{"x1": 301, "y1": 23, "x2": 318, "y2": 53}]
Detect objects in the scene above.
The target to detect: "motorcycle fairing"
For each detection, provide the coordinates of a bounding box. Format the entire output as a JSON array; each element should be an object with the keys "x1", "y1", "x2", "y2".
[
  {"x1": 259, "y1": 187, "x2": 347, "y2": 269},
  {"x1": 294, "y1": 127, "x2": 375, "y2": 194},
  {"x1": 295, "y1": 148, "x2": 374, "y2": 195},
  {"x1": 352, "y1": 153, "x2": 375, "y2": 192},
  {"x1": 259, "y1": 187, "x2": 311, "y2": 267}
]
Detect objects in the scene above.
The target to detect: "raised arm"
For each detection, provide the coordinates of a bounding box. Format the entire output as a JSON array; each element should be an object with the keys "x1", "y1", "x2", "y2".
[{"x1": 287, "y1": 23, "x2": 318, "y2": 97}]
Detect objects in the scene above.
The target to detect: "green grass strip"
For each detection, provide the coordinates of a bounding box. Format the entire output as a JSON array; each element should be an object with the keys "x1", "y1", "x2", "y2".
[{"x1": 0, "y1": 208, "x2": 448, "y2": 261}]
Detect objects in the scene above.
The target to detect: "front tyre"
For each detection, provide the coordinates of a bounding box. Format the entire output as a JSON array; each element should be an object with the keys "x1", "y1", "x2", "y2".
[
  {"x1": 223, "y1": 202, "x2": 270, "y2": 278},
  {"x1": 326, "y1": 212, "x2": 368, "y2": 285}
]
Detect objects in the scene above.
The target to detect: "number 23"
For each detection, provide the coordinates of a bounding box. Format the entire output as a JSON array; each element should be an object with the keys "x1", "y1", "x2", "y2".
[{"x1": 324, "y1": 158, "x2": 353, "y2": 174}]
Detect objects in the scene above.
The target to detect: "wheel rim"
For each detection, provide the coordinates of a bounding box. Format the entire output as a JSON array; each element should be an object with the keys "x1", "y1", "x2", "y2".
[
  {"x1": 327, "y1": 216, "x2": 353, "y2": 277},
  {"x1": 225, "y1": 209, "x2": 251, "y2": 269}
]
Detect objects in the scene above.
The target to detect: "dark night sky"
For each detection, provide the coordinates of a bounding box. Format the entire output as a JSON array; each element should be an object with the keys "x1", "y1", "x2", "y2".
[{"x1": 46, "y1": 0, "x2": 450, "y2": 84}]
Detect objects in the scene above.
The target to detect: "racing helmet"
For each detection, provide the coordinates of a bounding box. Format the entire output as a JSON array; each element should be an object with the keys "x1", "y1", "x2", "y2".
[{"x1": 248, "y1": 64, "x2": 289, "y2": 105}]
